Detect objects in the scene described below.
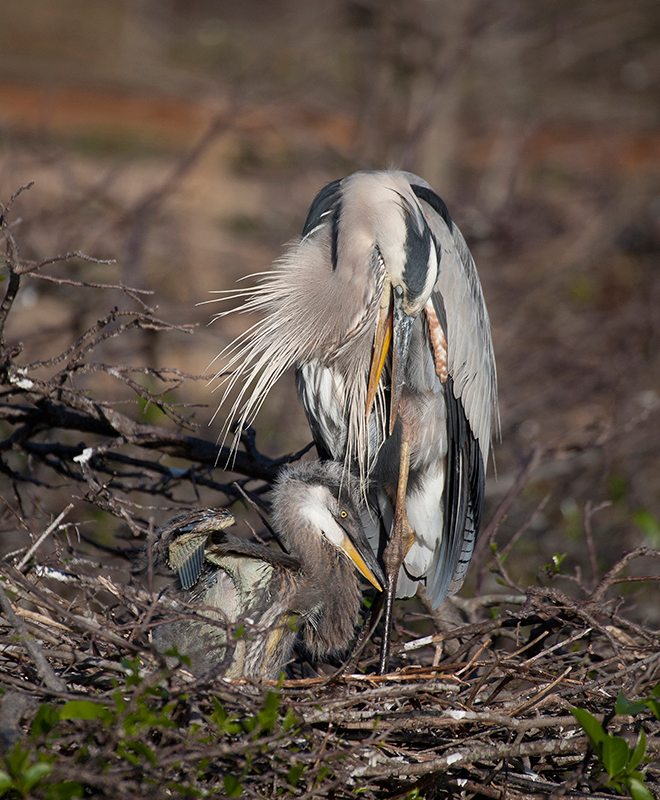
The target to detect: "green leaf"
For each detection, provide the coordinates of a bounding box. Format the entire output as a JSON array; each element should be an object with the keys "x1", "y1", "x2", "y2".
[
  {"x1": 123, "y1": 740, "x2": 157, "y2": 766},
  {"x1": 551, "y1": 552, "x2": 567, "y2": 571},
  {"x1": 543, "y1": 552, "x2": 568, "y2": 575},
  {"x1": 223, "y1": 775, "x2": 243, "y2": 797},
  {"x1": 643, "y1": 698, "x2": 660, "y2": 720},
  {"x1": 47, "y1": 780, "x2": 84, "y2": 799},
  {"x1": 22, "y1": 761, "x2": 52, "y2": 792},
  {"x1": 650, "y1": 683, "x2": 660, "y2": 698},
  {"x1": 166, "y1": 781, "x2": 203, "y2": 797},
  {"x1": 122, "y1": 656, "x2": 143, "y2": 688},
  {"x1": 0, "y1": 770, "x2": 12, "y2": 794},
  {"x1": 117, "y1": 744, "x2": 139, "y2": 767},
  {"x1": 113, "y1": 691, "x2": 127, "y2": 714},
  {"x1": 615, "y1": 692, "x2": 647, "y2": 717},
  {"x1": 31, "y1": 703, "x2": 61, "y2": 737},
  {"x1": 282, "y1": 707, "x2": 298, "y2": 731},
  {"x1": 287, "y1": 763, "x2": 304, "y2": 787},
  {"x1": 627, "y1": 776, "x2": 655, "y2": 800},
  {"x1": 210, "y1": 698, "x2": 241, "y2": 735},
  {"x1": 242, "y1": 716, "x2": 256, "y2": 733},
  {"x1": 602, "y1": 735, "x2": 630, "y2": 778},
  {"x1": 256, "y1": 691, "x2": 281, "y2": 734},
  {"x1": 4, "y1": 742, "x2": 30, "y2": 775},
  {"x1": 629, "y1": 729, "x2": 647, "y2": 773},
  {"x1": 60, "y1": 700, "x2": 108, "y2": 721},
  {"x1": 571, "y1": 707, "x2": 605, "y2": 751},
  {"x1": 163, "y1": 647, "x2": 191, "y2": 667}
]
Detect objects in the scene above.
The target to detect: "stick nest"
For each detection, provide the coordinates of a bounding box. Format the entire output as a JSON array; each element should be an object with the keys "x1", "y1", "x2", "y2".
[{"x1": 1, "y1": 539, "x2": 659, "y2": 799}]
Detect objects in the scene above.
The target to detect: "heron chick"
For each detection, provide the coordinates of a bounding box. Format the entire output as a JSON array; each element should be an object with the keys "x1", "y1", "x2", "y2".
[{"x1": 151, "y1": 461, "x2": 384, "y2": 679}]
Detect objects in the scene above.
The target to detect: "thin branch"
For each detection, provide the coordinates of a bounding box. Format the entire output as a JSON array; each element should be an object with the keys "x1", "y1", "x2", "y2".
[
  {"x1": 589, "y1": 546, "x2": 660, "y2": 604},
  {"x1": 360, "y1": 736, "x2": 587, "y2": 778},
  {"x1": 16, "y1": 504, "x2": 74, "y2": 571},
  {"x1": 16, "y1": 250, "x2": 116, "y2": 276},
  {"x1": 0, "y1": 583, "x2": 66, "y2": 692}
]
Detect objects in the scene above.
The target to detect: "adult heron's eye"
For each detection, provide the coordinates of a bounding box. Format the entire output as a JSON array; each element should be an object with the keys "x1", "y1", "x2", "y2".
[{"x1": 340, "y1": 510, "x2": 348, "y2": 518}]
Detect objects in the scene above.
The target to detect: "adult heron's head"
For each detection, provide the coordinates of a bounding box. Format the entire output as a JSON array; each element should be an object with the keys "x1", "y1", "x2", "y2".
[{"x1": 212, "y1": 170, "x2": 445, "y2": 477}]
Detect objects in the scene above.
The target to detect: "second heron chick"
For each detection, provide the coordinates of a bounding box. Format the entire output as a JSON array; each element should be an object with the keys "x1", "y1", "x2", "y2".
[
  {"x1": 151, "y1": 461, "x2": 383, "y2": 679},
  {"x1": 271, "y1": 460, "x2": 384, "y2": 662}
]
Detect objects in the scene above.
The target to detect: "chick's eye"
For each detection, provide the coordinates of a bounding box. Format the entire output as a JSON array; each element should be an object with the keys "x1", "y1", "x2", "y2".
[{"x1": 340, "y1": 510, "x2": 348, "y2": 519}]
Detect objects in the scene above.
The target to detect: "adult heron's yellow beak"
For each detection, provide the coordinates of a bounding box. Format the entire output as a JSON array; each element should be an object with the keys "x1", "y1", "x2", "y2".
[
  {"x1": 366, "y1": 280, "x2": 415, "y2": 435},
  {"x1": 366, "y1": 280, "x2": 392, "y2": 421}
]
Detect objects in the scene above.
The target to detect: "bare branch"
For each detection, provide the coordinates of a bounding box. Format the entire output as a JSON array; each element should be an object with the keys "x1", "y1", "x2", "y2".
[
  {"x1": 16, "y1": 250, "x2": 116, "y2": 276},
  {"x1": 0, "y1": 582, "x2": 66, "y2": 692},
  {"x1": 16, "y1": 504, "x2": 74, "y2": 571}
]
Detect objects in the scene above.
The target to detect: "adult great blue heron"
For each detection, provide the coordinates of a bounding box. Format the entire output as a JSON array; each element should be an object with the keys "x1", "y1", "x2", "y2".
[
  {"x1": 151, "y1": 461, "x2": 384, "y2": 679},
  {"x1": 215, "y1": 170, "x2": 498, "y2": 671}
]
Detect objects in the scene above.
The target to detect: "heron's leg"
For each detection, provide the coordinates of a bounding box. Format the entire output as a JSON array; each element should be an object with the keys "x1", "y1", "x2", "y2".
[{"x1": 379, "y1": 435, "x2": 415, "y2": 674}]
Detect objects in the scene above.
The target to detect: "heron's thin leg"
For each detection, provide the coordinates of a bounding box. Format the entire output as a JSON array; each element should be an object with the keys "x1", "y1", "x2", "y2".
[
  {"x1": 379, "y1": 576, "x2": 397, "y2": 674},
  {"x1": 379, "y1": 434, "x2": 415, "y2": 674}
]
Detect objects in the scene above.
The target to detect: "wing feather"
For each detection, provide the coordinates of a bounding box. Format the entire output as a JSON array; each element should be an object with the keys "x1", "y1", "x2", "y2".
[
  {"x1": 408, "y1": 177, "x2": 497, "y2": 605},
  {"x1": 414, "y1": 189, "x2": 498, "y2": 456}
]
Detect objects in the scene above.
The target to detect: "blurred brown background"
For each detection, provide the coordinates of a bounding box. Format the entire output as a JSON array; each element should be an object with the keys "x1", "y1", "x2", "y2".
[{"x1": 1, "y1": 0, "x2": 659, "y2": 617}]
